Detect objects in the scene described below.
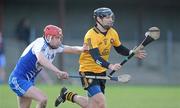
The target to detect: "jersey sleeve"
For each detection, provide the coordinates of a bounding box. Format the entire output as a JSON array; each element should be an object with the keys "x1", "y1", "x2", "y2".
[
  {"x1": 84, "y1": 32, "x2": 98, "y2": 49},
  {"x1": 56, "y1": 44, "x2": 64, "y2": 53},
  {"x1": 32, "y1": 38, "x2": 45, "y2": 55},
  {"x1": 111, "y1": 29, "x2": 121, "y2": 47}
]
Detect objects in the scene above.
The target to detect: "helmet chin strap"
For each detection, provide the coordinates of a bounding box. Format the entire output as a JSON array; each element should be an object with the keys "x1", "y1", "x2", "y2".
[
  {"x1": 43, "y1": 36, "x2": 57, "y2": 49},
  {"x1": 46, "y1": 36, "x2": 52, "y2": 43},
  {"x1": 96, "y1": 20, "x2": 110, "y2": 31}
]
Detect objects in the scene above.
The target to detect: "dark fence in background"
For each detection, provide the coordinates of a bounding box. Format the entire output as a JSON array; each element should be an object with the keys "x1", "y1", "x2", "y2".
[{"x1": 1, "y1": 0, "x2": 180, "y2": 85}]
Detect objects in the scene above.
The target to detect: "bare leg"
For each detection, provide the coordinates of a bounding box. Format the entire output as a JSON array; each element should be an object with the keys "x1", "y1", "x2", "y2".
[
  {"x1": 88, "y1": 93, "x2": 106, "y2": 108},
  {"x1": 73, "y1": 95, "x2": 88, "y2": 108},
  {"x1": 23, "y1": 86, "x2": 48, "y2": 108},
  {"x1": 17, "y1": 96, "x2": 32, "y2": 108}
]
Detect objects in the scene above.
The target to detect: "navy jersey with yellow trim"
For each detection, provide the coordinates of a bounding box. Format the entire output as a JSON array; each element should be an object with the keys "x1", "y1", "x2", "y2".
[{"x1": 79, "y1": 27, "x2": 121, "y2": 73}]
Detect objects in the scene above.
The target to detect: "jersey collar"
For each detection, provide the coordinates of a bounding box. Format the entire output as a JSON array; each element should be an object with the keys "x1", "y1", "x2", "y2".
[
  {"x1": 93, "y1": 26, "x2": 100, "y2": 34},
  {"x1": 93, "y1": 26, "x2": 109, "y2": 36}
]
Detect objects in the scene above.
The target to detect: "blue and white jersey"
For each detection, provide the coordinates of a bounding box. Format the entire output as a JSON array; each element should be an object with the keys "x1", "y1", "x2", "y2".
[{"x1": 9, "y1": 37, "x2": 64, "y2": 81}]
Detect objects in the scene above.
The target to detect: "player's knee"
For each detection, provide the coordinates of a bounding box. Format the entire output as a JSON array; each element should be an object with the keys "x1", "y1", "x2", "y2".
[
  {"x1": 93, "y1": 94, "x2": 106, "y2": 108},
  {"x1": 38, "y1": 96, "x2": 48, "y2": 107},
  {"x1": 97, "y1": 102, "x2": 106, "y2": 108},
  {"x1": 95, "y1": 98, "x2": 105, "y2": 108}
]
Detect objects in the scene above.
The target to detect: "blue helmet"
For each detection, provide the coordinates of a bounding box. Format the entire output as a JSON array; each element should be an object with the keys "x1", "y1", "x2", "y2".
[
  {"x1": 93, "y1": 7, "x2": 114, "y2": 30},
  {"x1": 93, "y1": 7, "x2": 114, "y2": 19}
]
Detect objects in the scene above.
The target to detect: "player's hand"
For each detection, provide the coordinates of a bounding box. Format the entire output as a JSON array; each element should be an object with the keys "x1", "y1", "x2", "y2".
[
  {"x1": 134, "y1": 49, "x2": 147, "y2": 59},
  {"x1": 108, "y1": 63, "x2": 121, "y2": 71},
  {"x1": 82, "y1": 43, "x2": 89, "y2": 52},
  {"x1": 57, "y1": 71, "x2": 69, "y2": 79}
]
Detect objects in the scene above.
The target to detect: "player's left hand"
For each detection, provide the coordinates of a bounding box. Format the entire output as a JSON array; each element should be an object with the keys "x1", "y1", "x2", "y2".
[{"x1": 134, "y1": 49, "x2": 147, "y2": 59}]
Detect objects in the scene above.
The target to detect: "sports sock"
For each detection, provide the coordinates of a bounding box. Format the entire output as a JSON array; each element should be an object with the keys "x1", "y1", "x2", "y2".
[{"x1": 65, "y1": 91, "x2": 77, "y2": 103}]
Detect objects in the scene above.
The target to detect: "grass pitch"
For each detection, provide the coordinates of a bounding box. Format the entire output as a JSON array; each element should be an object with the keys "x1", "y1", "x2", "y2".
[{"x1": 1, "y1": 84, "x2": 180, "y2": 108}]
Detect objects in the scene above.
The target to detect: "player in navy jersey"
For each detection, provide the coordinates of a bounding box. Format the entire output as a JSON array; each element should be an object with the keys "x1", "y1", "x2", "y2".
[{"x1": 8, "y1": 25, "x2": 88, "y2": 108}]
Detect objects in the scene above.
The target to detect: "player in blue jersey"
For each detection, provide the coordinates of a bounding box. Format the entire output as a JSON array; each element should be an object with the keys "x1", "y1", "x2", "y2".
[{"x1": 8, "y1": 25, "x2": 88, "y2": 108}]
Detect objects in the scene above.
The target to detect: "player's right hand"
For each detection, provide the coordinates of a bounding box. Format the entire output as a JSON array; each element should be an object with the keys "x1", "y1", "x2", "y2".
[
  {"x1": 108, "y1": 63, "x2": 121, "y2": 71},
  {"x1": 134, "y1": 49, "x2": 147, "y2": 59},
  {"x1": 82, "y1": 43, "x2": 89, "y2": 52},
  {"x1": 57, "y1": 71, "x2": 69, "y2": 79}
]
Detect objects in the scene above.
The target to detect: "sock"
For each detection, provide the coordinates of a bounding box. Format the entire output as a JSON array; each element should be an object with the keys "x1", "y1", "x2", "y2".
[{"x1": 65, "y1": 91, "x2": 77, "y2": 103}]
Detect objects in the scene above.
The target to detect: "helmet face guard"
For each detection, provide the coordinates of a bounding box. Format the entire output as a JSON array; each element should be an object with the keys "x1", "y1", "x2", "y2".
[{"x1": 93, "y1": 7, "x2": 115, "y2": 29}]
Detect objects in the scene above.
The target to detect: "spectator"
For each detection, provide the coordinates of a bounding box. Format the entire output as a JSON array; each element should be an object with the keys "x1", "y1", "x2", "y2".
[{"x1": 15, "y1": 17, "x2": 31, "y2": 45}]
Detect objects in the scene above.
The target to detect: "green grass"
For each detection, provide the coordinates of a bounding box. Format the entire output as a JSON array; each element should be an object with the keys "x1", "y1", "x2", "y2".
[{"x1": 1, "y1": 84, "x2": 180, "y2": 108}]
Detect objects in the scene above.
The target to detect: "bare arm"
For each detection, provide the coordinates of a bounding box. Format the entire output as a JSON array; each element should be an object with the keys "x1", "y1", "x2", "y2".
[
  {"x1": 36, "y1": 52, "x2": 68, "y2": 79},
  {"x1": 63, "y1": 44, "x2": 88, "y2": 54}
]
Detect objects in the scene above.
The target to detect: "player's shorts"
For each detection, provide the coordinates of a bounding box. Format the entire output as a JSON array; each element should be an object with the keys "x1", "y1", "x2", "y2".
[
  {"x1": 8, "y1": 74, "x2": 34, "y2": 97},
  {"x1": 79, "y1": 71, "x2": 106, "y2": 97},
  {"x1": 0, "y1": 54, "x2": 6, "y2": 68}
]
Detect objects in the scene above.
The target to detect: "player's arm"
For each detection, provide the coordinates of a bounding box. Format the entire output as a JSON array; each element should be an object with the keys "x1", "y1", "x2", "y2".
[
  {"x1": 35, "y1": 52, "x2": 68, "y2": 79},
  {"x1": 114, "y1": 45, "x2": 146, "y2": 59},
  {"x1": 111, "y1": 29, "x2": 132, "y2": 56},
  {"x1": 63, "y1": 45, "x2": 83, "y2": 54},
  {"x1": 89, "y1": 48, "x2": 110, "y2": 69},
  {"x1": 63, "y1": 44, "x2": 88, "y2": 54},
  {"x1": 89, "y1": 48, "x2": 121, "y2": 70},
  {"x1": 112, "y1": 30, "x2": 146, "y2": 58},
  {"x1": 113, "y1": 45, "x2": 131, "y2": 56}
]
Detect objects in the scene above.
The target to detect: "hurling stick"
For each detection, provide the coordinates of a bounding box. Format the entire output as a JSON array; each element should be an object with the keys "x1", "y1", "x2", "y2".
[{"x1": 109, "y1": 27, "x2": 160, "y2": 76}]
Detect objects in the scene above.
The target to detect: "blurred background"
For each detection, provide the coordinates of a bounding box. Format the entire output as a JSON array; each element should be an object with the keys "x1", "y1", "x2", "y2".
[
  {"x1": 0, "y1": 0, "x2": 180, "y2": 85},
  {"x1": 1, "y1": 0, "x2": 180, "y2": 108}
]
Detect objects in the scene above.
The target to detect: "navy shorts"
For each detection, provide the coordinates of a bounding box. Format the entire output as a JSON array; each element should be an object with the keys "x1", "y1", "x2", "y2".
[{"x1": 79, "y1": 72, "x2": 106, "y2": 97}]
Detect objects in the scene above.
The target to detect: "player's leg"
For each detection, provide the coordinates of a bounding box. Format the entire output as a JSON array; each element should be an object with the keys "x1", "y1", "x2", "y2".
[
  {"x1": 17, "y1": 96, "x2": 32, "y2": 108},
  {"x1": 73, "y1": 95, "x2": 88, "y2": 108},
  {"x1": 24, "y1": 86, "x2": 48, "y2": 108},
  {"x1": 84, "y1": 72, "x2": 106, "y2": 108},
  {"x1": 73, "y1": 94, "x2": 88, "y2": 108},
  {"x1": 55, "y1": 87, "x2": 88, "y2": 108},
  {"x1": 87, "y1": 85, "x2": 106, "y2": 108},
  {"x1": 9, "y1": 77, "x2": 47, "y2": 108}
]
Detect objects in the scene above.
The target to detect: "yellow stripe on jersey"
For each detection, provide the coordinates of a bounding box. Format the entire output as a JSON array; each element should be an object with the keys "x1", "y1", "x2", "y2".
[{"x1": 79, "y1": 27, "x2": 121, "y2": 73}]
